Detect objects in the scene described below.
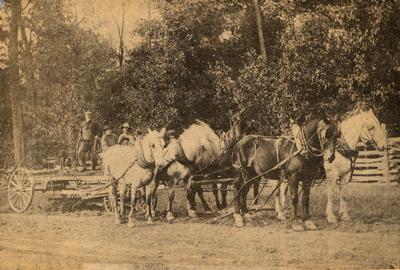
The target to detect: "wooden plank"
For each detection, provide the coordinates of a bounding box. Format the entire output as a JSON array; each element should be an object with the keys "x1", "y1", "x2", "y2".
[
  {"x1": 382, "y1": 124, "x2": 391, "y2": 185},
  {"x1": 355, "y1": 157, "x2": 384, "y2": 164},
  {"x1": 353, "y1": 170, "x2": 384, "y2": 176},
  {"x1": 357, "y1": 150, "x2": 384, "y2": 157},
  {"x1": 388, "y1": 137, "x2": 400, "y2": 144},
  {"x1": 351, "y1": 176, "x2": 380, "y2": 183},
  {"x1": 353, "y1": 168, "x2": 398, "y2": 174},
  {"x1": 388, "y1": 148, "x2": 400, "y2": 154}
]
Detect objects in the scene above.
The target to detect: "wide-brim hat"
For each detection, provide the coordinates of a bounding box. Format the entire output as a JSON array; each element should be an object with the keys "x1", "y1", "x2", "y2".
[
  {"x1": 84, "y1": 111, "x2": 92, "y2": 116},
  {"x1": 121, "y1": 123, "x2": 132, "y2": 129},
  {"x1": 103, "y1": 125, "x2": 112, "y2": 131}
]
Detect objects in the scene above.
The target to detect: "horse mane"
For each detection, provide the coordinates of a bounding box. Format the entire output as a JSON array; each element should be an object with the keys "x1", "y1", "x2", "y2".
[
  {"x1": 177, "y1": 120, "x2": 222, "y2": 168},
  {"x1": 340, "y1": 102, "x2": 370, "y2": 122}
]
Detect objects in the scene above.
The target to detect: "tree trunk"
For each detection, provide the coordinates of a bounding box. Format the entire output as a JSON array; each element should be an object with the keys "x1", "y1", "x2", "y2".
[
  {"x1": 253, "y1": 0, "x2": 267, "y2": 63},
  {"x1": 8, "y1": 0, "x2": 25, "y2": 166},
  {"x1": 20, "y1": 22, "x2": 36, "y2": 107}
]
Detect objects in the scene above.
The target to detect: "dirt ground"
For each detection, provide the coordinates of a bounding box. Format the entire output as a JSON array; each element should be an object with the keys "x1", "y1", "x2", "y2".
[{"x1": 1, "y1": 183, "x2": 400, "y2": 270}]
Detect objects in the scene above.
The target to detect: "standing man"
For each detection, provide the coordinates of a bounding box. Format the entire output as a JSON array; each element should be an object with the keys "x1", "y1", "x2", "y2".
[
  {"x1": 118, "y1": 123, "x2": 135, "y2": 145},
  {"x1": 101, "y1": 125, "x2": 117, "y2": 151},
  {"x1": 77, "y1": 111, "x2": 101, "y2": 171}
]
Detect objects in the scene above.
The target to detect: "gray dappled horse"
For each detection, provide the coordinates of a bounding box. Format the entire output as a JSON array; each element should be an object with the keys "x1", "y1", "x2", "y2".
[
  {"x1": 101, "y1": 128, "x2": 168, "y2": 227},
  {"x1": 231, "y1": 117, "x2": 332, "y2": 227},
  {"x1": 158, "y1": 120, "x2": 222, "y2": 220},
  {"x1": 324, "y1": 108, "x2": 385, "y2": 223}
]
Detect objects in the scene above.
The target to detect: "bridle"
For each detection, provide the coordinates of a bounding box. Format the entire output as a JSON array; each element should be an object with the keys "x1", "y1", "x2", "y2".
[{"x1": 297, "y1": 120, "x2": 332, "y2": 158}]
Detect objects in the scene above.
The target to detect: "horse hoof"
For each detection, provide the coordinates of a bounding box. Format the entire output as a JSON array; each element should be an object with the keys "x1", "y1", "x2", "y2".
[
  {"x1": 115, "y1": 218, "x2": 122, "y2": 225},
  {"x1": 147, "y1": 217, "x2": 155, "y2": 225},
  {"x1": 204, "y1": 210, "x2": 213, "y2": 215},
  {"x1": 340, "y1": 214, "x2": 351, "y2": 222},
  {"x1": 188, "y1": 209, "x2": 198, "y2": 218},
  {"x1": 128, "y1": 221, "x2": 135, "y2": 228},
  {"x1": 166, "y1": 211, "x2": 175, "y2": 221},
  {"x1": 327, "y1": 215, "x2": 338, "y2": 224},
  {"x1": 277, "y1": 213, "x2": 287, "y2": 221},
  {"x1": 292, "y1": 224, "x2": 305, "y2": 232},
  {"x1": 244, "y1": 213, "x2": 252, "y2": 221},
  {"x1": 304, "y1": 220, "x2": 317, "y2": 230},
  {"x1": 233, "y1": 214, "x2": 244, "y2": 227}
]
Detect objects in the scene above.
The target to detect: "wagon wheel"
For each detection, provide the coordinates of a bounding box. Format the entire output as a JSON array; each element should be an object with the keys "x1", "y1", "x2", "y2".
[
  {"x1": 103, "y1": 195, "x2": 115, "y2": 214},
  {"x1": 7, "y1": 168, "x2": 34, "y2": 213},
  {"x1": 103, "y1": 194, "x2": 122, "y2": 214}
]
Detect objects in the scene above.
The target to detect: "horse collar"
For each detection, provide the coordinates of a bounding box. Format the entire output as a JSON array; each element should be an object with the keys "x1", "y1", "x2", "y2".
[{"x1": 136, "y1": 138, "x2": 154, "y2": 169}]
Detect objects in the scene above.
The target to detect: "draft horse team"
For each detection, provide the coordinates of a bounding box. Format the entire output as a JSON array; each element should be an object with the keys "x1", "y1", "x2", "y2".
[{"x1": 101, "y1": 107, "x2": 386, "y2": 228}]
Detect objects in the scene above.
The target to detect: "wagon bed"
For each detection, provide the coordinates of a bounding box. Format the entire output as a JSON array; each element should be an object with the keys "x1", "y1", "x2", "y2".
[{"x1": 7, "y1": 166, "x2": 110, "y2": 213}]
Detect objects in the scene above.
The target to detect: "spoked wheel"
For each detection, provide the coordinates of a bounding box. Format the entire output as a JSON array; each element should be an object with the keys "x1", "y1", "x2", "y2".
[
  {"x1": 7, "y1": 168, "x2": 34, "y2": 213},
  {"x1": 103, "y1": 195, "x2": 115, "y2": 214}
]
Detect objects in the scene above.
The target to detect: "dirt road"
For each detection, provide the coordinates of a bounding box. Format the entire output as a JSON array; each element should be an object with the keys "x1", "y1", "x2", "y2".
[
  {"x1": 0, "y1": 211, "x2": 400, "y2": 270},
  {"x1": 1, "y1": 184, "x2": 400, "y2": 269}
]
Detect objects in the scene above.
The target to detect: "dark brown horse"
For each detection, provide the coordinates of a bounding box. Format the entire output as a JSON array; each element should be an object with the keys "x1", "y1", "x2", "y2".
[
  {"x1": 231, "y1": 117, "x2": 331, "y2": 227},
  {"x1": 212, "y1": 115, "x2": 262, "y2": 210}
]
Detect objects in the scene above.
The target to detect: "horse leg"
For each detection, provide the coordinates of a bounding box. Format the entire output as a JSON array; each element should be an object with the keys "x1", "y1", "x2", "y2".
[
  {"x1": 275, "y1": 180, "x2": 287, "y2": 221},
  {"x1": 110, "y1": 182, "x2": 121, "y2": 224},
  {"x1": 252, "y1": 178, "x2": 261, "y2": 206},
  {"x1": 302, "y1": 180, "x2": 317, "y2": 230},
  {"x1": 212, "y1": 183, "x2": 222, "y2": 210},
  {"x1": 119, "y1": 182, "x2": 127, "y2": 223},
  {"x1": 127, "y1": 185, "x2": 138, "y2": 227},
  {"x1": 195, "y1": 186, "x2": 212, "y2": 214},
  {"x1": 232, "y1": 180, "x2": 244, "y2": 227},
  {"x1": 325, "y1": 170, "x2": 338, "y2": 223},
  {"x1": 166, "y1": 178, "x2": 177, "y2": 221},
  {"x1": 220, "y1": 183, "x2": 228, "y2": 209},
  {"x1": 288, "y1": 175, "x2": 299, "y2": 220},
  {"x1": 339, "y1": 172, "x2": 351, "y2": 221},
  {"x1": 146, "y1": 179, "x2": 158, "y2": 224},
  {"x1": 185, "y1": 184, "x2": 198, "y2": 218}
]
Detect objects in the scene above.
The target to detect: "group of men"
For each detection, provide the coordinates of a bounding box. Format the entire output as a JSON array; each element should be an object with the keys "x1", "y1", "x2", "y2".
[{"x1": 77, "y1": 111, "x2": 139, "y2": 171}]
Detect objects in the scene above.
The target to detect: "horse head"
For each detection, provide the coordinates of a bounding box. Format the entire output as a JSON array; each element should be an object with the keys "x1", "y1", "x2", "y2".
[
  {"x1": 301, "y1": 117, "x2": 331, "y2": 155},
  {"x1": 339, "y1": 108, "x2": 385, "y2": 151},
  {"x1": 141, "y1": 127, "x2": 168, "y2": 167},
  {"x1": 359, "y1": 109, "x2": 385, "y2": 151}
]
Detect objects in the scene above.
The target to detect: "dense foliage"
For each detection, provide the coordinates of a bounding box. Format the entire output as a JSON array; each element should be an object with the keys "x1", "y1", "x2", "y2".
[{"x1": 1, "y1": 0, "x2": 399, "y2": 167}]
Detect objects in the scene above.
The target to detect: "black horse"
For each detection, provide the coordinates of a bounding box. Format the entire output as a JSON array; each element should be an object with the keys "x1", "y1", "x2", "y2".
[{"x1": 231, "y1": 117, "x2": 332, "y2": 227}]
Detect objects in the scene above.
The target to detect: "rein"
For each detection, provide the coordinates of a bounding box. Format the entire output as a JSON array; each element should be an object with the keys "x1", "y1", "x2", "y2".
[{"x1": 298, "y1": 125, "x2": 325, "y2": 158}]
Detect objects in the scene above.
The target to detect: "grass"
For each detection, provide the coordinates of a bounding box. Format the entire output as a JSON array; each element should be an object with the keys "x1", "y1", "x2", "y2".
[{"x1": 2, "y1": 182, "x2": 400, "y2": 226}]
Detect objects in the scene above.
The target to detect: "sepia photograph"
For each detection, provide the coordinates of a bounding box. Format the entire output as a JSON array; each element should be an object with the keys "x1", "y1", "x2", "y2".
[{"x1": 0, "y1": 0, "x2": 400, "y2": 269}]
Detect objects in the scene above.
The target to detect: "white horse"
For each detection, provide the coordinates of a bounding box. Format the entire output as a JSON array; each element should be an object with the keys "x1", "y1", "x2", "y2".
[
  {"x1": 101, "y1": 128, "x2": 167, "y2": 227},
  {"x1": 160, "y1": 120, "x2": 222, "y2": 220},
  {"x1": 324, "y1": 108, "x2": 385, "y2": 223}
]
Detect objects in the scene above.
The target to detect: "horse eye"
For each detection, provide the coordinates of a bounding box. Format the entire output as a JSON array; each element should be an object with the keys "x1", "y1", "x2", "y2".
[{"x1": 151, "y1": 144, "x2": 155, "y2": 148}]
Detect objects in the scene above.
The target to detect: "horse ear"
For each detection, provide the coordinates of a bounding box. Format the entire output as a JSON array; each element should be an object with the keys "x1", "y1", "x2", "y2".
[
  {"x1": 368, "y1": 108, "x2": 373, "y2": 114},
  {"x1": 148, "y1": 128, "x2": 152, "y2": 133},
  {"x1": 159, "y1": 127, "x2": 166, "y2": 137}
]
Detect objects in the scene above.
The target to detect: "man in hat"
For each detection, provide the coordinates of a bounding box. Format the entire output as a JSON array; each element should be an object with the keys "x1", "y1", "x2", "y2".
[
  {"x1": 101, "y1": 125, "x2": 117, "y2": 151},
  {"x1": 118, "y1": 123, "x2": 135, "y2": 145},
  {"x1": 77, "y1": 111, "x2": 101, "y2": 171}
]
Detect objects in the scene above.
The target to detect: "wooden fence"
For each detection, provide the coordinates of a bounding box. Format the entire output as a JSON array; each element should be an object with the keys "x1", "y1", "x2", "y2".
[{"x1": 352, "y1": 124, "x2": 400, "y2": 183}]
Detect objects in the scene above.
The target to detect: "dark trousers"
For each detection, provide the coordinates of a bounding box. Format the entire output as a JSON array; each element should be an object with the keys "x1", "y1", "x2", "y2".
[{"x1": 78, "y1": 140, "x2": 96, "y2": 170}]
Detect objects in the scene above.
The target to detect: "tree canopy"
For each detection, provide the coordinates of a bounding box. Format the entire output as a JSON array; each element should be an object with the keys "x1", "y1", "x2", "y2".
[{"x1": 1, "y1": 0, "x2": 399, "y2": 167}]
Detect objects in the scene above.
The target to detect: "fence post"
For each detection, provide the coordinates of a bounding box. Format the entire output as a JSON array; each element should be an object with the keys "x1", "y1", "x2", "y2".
[{"x1": 381, "y1": 124, "x2": 390, "y2": 185}]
